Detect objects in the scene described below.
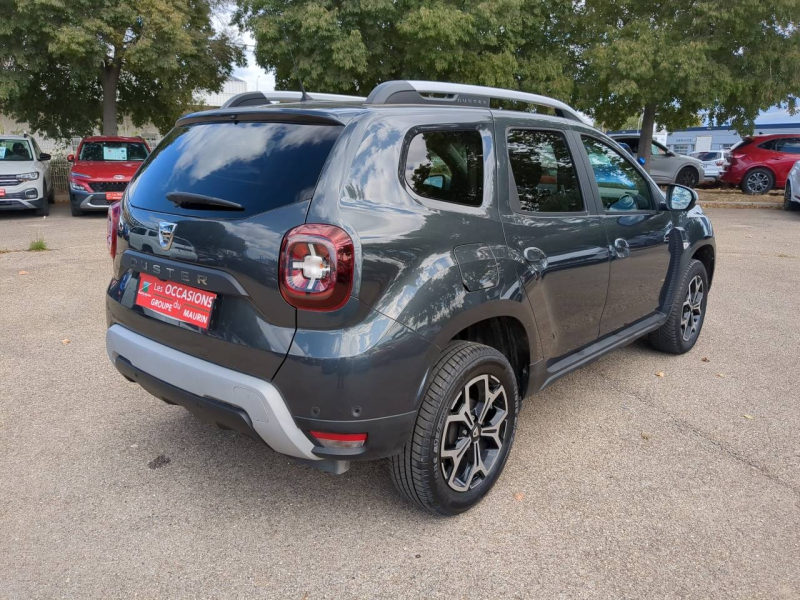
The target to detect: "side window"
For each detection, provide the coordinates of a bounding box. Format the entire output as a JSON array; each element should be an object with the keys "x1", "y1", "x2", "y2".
[
  {"x1": 775, "y1": 138, "x2": 800, "y2": 155},
  {"x1": 651, "y1": 143, "x2": 666, "y2": 156},
  {"x1": 581, "y1": 136, "x2": 655, "y2": 212},
  {"x1": 404, "y1": 130, "x2": 483, "y2": 206},
  {"x1": 506, "y1": 130, "x2": 584, "y2": 213},
  {"x1": 759, "y1": 139, "x2": 778, "y2": 151}
]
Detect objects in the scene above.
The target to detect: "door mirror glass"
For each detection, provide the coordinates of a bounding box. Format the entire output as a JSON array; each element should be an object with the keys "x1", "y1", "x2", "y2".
[
  {"x1": 666, "y1": 184, "x2": 697, "y2": 211},
  {"x1": 67, "y1": 154, "x2": 74, "y2": 162}
]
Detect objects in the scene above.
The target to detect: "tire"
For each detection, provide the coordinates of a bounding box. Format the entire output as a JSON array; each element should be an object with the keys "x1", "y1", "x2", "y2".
[
  {"x1": 740, "y1": 168, "x2": 774, "y2": 195},
  {"x1": 47, "y1": 185, "x2": 55, "y2": 204},
  {"x1": 389, "y1": 341, "x2": 520, "y2": 516},
  {"x1": 70, "y1": 204, "x2": 84, "y2": 217},
  {"x1": 649, "y1": 259, "x2": 709, "y2": 354},
  {"x1": 784, "y1": 182, "x2": 799, "y2": 211},
  {"x1": 35, "y1": 200, "x2": 50, "y2": 217},
  {"x1": 676, "y1": 166, "x2": 699, "y2": 188}
]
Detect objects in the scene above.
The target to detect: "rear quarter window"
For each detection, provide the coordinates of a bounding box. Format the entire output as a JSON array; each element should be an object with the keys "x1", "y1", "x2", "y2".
[
  {"x1": 128, "y1": 121, "x2": 342, "y2": 218},
  {"x1": 403, "y1": 130, "x2": 484, "y2": 207}
]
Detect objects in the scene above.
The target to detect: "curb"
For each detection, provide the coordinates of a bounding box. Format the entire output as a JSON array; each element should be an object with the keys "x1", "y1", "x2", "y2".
[{"x1": 699, "y1": 200, "x2": 782, "y2": 210}]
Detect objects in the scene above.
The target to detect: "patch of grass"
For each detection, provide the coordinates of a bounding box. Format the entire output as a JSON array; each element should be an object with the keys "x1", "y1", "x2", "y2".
[{"x1": 28, "y1": 236, "x2": 47, "y2": 252}]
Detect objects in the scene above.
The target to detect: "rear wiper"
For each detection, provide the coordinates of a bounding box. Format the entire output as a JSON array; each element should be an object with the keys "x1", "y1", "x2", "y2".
[{"x1": 166, "y1": 192, "x2": 244, "y2": 211}]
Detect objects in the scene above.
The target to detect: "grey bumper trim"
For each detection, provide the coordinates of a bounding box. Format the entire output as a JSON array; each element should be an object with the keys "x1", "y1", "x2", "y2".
[{"x1": 106, "y1": 324, "x2": 318, "y2": 460}]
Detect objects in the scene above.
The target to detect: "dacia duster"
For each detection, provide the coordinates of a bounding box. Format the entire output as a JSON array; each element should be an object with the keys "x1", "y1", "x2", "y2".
[{"x1": 106, "y1": 81, "x2": 715, "y2": 515}]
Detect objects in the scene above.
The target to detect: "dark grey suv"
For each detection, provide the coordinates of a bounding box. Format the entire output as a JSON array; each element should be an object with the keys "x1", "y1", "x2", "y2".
[{"x1": 105, "y1": 81, "x2": 715, "y2": 515}]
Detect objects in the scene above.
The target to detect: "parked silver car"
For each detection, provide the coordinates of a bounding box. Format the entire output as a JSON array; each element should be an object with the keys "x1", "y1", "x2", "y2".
[
  {"x1": 611, "y1": 135, "x2": 704, "y2": 188},
  {"x1": 689, "y1": 151, "x2": 727, "y2": 182},
  {"x1": 784, "y1": 159, "x2": 800, "y2": 211}
]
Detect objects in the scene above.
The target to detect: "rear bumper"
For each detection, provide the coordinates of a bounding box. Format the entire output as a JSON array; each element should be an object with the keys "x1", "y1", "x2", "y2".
[
  {"x1": 719, "y1": 170, "x2": 742, "y2": 185},
  {"x1": 106, "y1": 324, "x2": 419, "y2": 462},
  {"x1": 106, "y1": 324, "x2": 318, "y2": 460}
]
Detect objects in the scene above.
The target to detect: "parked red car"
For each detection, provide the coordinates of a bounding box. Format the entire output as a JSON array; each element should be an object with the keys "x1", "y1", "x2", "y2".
[
  {"x1": 720, "y1": 134, "x2": 800, "y2": 195},
  {"x1": 67, "y1": 136, "x2": 150, "y2": 216}
]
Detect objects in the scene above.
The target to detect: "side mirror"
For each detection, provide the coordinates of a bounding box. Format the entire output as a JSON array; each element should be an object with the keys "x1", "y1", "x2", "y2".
[
  {"x1": 67, "y1": 154, "x2": 74, "y2": 162},
  {"x1": 666, "y1": 184, "x2": 698, "y2": 211},
  {"x1": 637, "y1": 157, "x2": 646, "y2": 166},
  {"x1": 39, "y1": 153, "x2": 51, "y2": 161}
]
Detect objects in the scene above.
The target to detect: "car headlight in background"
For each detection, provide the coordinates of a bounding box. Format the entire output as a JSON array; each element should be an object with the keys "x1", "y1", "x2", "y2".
[
  {"x1": 70, "y1": 172, "x2": 91, "y2": 178},
  {"x1": 17, "y1": 172, "x2": 40, "y2": 181},
  {"x1": 70, "y1": 181, "x2": 88, "y2": 192}
]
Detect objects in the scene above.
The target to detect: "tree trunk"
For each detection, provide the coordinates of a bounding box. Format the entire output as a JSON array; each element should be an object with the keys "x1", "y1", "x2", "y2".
[
  {"x1": 99, "y1": 63, "x2": 120, "y2": 136},
  {"x1": 638, "y1": 103, "x2": 657, "y2": 173}
]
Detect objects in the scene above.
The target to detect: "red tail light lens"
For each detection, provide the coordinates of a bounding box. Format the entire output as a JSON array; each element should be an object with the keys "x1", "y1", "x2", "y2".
[
  {"x1": 309, "y1": 431, "x2": 367, "y2": 449},
  {"x1": 107, "y1": 201, "x2": 121, "y2": 258},
  {"x1": 279, "y1": 224, "x2": 354, "y2": 311}
]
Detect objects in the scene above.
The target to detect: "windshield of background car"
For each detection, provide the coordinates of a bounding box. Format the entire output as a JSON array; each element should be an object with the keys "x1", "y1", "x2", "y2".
[
  {"x1": 79, "y1": 142, "x2": 149, "y2": 161},
  {"x1": 127, "y1": 121, "x2": 343, "y2": 218},
  {"x1": 0, "y1": 139, "x2": 33, "y2": 161}
]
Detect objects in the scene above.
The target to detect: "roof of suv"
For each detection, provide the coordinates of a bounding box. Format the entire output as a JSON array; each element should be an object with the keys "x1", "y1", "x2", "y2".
[
  {"x1": 0, "y1": 133, "x2": 31, "y2": 140},
  {"x1": 178, "y1": 80, "x2": 589, "y2": 128}
]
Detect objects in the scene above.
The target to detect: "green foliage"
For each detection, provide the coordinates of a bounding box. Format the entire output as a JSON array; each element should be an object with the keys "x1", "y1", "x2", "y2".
[
  {"x1": 28, "y1": 235, "x2": 47, "y2": 251},
  {"x1": 573, "y1": 0, "x2": 800, "y2": 134},
  {"x1": 234, "y1": 0, "x2": 576, "y2": 98},
  {"x1": 0, "y1": 0, "x2": 245, "y2": 137},
  {"x1": 237, "y1": 0, "x2": 799, "y2": 140}
]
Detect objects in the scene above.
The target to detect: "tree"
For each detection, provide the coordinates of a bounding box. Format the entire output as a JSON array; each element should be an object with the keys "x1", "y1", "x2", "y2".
[
  {"x1": 573, "y1": 0, "x2": 800, "y2": 170},
  {"x1": 0, "y1": 0, "x2": 244, "y2": 138},
  {"x1": 234, "y1": 0, "x2": 576, "y2": 99}
]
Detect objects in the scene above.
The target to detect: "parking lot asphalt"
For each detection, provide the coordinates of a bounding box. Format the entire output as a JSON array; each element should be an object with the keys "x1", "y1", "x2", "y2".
[{"x1": 1, "y1": 204, "x2": 799, "y2": 599}]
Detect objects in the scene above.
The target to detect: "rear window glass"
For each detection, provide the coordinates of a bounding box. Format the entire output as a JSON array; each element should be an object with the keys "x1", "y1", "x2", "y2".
[
  {"x1": 694, "y1": 152, "x2": 719, "y2": 161},
  {"x1": 404, "y1": 130, "x2": 484, "y2": 206},
  {"x1": 128, "y1": 122, "x2": 342, "y2": 218}
]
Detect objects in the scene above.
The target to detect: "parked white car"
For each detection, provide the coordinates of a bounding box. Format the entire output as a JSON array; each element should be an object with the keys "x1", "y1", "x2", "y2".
[
  {"x1": 785, "y1": 159, "x2": 800, "y2": 211},
  {"x1": 0, "y1": 134, "x2": 53, "y2": 216},
  {"x1": 611, "y1": 135, "x2": 705, "y2": 188},
  {"x1": 689, "y1": 150, "x2": 727, "y2": 182}
]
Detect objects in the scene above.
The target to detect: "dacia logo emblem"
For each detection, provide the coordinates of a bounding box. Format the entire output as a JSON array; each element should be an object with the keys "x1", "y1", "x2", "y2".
[{"x1": 158, "y1": 222, "x2": 177, "y2": 250}]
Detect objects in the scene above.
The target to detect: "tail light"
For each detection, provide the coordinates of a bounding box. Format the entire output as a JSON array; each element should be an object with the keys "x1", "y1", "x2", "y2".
[
  {"x1": 279, "y1": 224, "x2": 354, "y2": 311},
  {"x1": 107, "y1": 200, "x2": 121, "y2": 258},
  {"x1": 715, "y1": 160, "x2": 724, "y2": 166},
  {"x1": 309, "y1": 431, "x2": 367, "y2": 449}
]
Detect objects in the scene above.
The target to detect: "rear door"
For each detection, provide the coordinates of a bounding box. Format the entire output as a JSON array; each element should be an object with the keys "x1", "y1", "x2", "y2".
[
  {"x1": 772, "y1": 137, "x2": 800, "y2": 185},
  {"x1": 109, "y1": 117, "x2": 344, "y2": 381},
  {"x1": 574, "y1": 132, "x2": 673, "y2": 336},
  {"x1": 494, "y1": 114, "x2": 610, "y2": 360}
]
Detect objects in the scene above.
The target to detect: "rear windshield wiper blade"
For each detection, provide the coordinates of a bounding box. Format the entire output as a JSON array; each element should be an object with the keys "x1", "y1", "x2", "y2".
[{"x1": 166, "y1": 192, "x2": 244, "y2": 211}]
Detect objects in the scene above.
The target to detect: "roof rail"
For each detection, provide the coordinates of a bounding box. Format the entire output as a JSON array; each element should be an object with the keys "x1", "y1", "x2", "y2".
[
  {"x1": 221, "y1": 90, "x2": 366, "y2": 109},
  {"x1": 365, "y1": 80, "x2": 584, "y2": 122}
]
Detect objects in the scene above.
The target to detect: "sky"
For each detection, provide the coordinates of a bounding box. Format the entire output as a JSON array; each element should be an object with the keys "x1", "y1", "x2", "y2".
[{"x1": 231, "y1": 31, "x2": 276, "y2": 92}]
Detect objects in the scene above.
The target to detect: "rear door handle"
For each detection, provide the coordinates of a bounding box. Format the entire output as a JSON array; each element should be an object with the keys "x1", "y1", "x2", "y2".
[
  {"x1": 523, "y1": 247, "x2": 548, "y2": 273},
  {"x1": 613, "y1": 238, "x2": 630, "y2": 259}
]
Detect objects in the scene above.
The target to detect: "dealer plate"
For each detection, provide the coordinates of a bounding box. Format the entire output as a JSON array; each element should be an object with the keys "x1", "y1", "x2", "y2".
[{"x1": 134, "y1": 273, "x2": 217, "y2": 329}]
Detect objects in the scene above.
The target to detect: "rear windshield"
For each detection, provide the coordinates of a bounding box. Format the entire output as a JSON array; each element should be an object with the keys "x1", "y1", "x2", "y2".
[
  {"x1": 693, "y1": 152, "x2": 719, "y2": 161},
  {"x1": 128, "y1": 121, "x2": 342, "y2": 218}
]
